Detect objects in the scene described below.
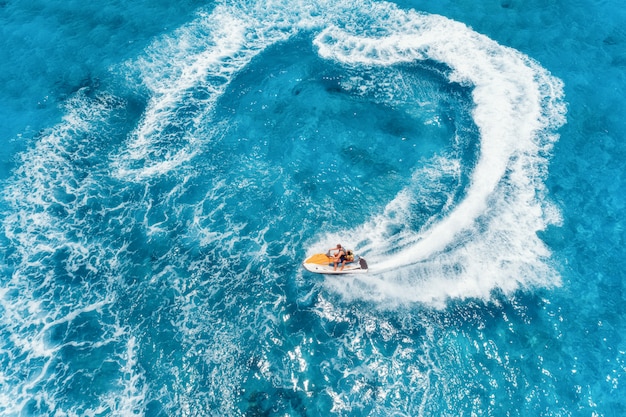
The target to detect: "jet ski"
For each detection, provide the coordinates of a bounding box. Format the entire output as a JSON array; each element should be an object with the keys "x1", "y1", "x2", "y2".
[{"x1": 302, "y1": 250, "x2": 368, "y2": 275}]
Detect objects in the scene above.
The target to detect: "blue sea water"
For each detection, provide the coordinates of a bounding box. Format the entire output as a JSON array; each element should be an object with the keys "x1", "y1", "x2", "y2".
[{"x1": 0, "y1": 0, "x2": 624, "y2": 415}]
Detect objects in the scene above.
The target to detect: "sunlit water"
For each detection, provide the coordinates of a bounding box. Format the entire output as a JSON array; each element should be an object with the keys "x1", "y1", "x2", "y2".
[{"x1": 1, "y1": 0, "x2": 624, "y2": 415}]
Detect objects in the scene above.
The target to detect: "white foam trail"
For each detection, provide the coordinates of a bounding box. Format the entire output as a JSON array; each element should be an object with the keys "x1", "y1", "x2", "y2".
[
  {"x1": 113, "y1": 5, "x2": 298, "y2": 180},
  {"x1": 112, "y1": 0, "x2": 380, "y2": 180},
  {"x1": 112, "y1": 0, "x2": 565, "y2": 304},
  {"x1": 308, "y1": 7, "x2": 566, "y2": 304},
  {"x1": 315, "y1": 13, "x2": 559, "y2": 258}
]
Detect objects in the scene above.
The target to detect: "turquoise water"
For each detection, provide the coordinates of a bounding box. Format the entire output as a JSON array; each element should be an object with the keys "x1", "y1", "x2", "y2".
[{"x1": 1, "y1": 0, "x2": 624, "y2": 415}]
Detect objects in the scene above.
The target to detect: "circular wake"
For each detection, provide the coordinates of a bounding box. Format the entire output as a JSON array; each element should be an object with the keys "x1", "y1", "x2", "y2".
[
  {"x1": 310, "y1": 9, "x2": 566, "y2": 305},
  {"x1": 112, "y1": 0, "x2": 565, "y2": 306}
]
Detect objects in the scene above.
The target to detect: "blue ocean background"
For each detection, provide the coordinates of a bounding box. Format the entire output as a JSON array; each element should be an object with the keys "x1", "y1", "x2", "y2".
[{"x1": 1, "y1": 0, "x2": 624, "y2": 415}]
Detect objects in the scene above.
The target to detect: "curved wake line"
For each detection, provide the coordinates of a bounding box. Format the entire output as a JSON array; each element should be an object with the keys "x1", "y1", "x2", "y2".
[
  {"x1": 113, "y1": 5, "x2": 297, "y2": 180},
  {"x1": 307, "y1": 7, "x2": 566, "y2": 304},
  {"x1": 314, "y1": 13, "x2": 564, "y2": 265},
  {"x1": 105, "y1": 0, "x2": 563, "y2": 305}
]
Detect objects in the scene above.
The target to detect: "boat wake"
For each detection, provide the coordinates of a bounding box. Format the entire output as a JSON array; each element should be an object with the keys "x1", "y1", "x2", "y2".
[
  {"x1": 114, "y1": 0, "x2": 566, "y2": 306},
  {"x1": 303, "y1": 5, "x2": 567, "y2": 305}
]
